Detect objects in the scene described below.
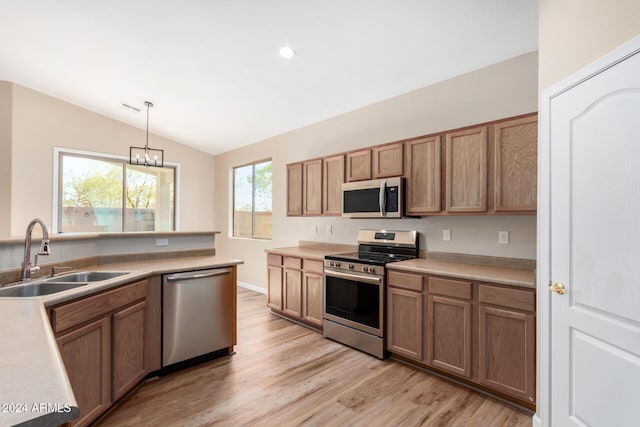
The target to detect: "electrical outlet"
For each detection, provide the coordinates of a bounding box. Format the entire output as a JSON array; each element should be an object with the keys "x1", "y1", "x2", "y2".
[
  {"x1": 443, "y1": 229, "x2": 451, "y2": 241},
  {"x1": 155, "y1": 238, "x2": 169, "y2": 247},
  {"x1": 326, "y1": 225, "x2": 332, "y2": 236},
  {"x1": 499, "y1": 231, "x2": 509, "y2": 245},
  {"x1": 310, "y1": 225, "x2": 317, "y2": 235}
]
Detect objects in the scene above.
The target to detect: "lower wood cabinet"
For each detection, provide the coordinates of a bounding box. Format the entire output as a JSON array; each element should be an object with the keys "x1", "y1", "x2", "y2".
[
  {"x1": 386, "y1": 269, "x2": 536, "y2": 407},
  {"x1": 56, "y1": 317, "x2": 111, "y2": 427},
  {"x1": 51, "y1": 279, "x2": 149, "y2": 427},
  {"x1": 266, "y1": 253, "x2": 324, "y2": 330},
  {"x1": 426, "y1": 277, "x2": 472, "y2": 377}
]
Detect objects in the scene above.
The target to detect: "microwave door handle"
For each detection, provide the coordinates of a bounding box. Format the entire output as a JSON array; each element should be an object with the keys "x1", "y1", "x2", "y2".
[{"x1": 379, "y1": 180, "x2": 386, "y2": 216}]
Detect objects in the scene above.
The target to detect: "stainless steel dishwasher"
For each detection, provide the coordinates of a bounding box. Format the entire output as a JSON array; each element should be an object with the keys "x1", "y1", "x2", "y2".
[{"x1": 162, "y1": 267, "x2": 233, "y2": 369}]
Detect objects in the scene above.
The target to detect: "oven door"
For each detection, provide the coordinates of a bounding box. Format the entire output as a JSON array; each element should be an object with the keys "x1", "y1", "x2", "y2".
[{"x1": 324, "y1": 268, "x2": 384, "y2": 337}]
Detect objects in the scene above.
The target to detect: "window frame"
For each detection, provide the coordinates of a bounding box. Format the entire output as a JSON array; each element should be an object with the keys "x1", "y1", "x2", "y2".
[
  {"x1": 232, "y1": 158, "x2": 272, "y2": 240},
  {"x1": 52, "y1": 147, "x2": 181, "y2": 234}
]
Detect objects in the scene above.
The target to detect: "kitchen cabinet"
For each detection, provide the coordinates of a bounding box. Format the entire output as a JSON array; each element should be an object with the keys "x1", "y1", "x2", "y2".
[
  {"x1": 56, "y1": 317, "x2": 110, "y2": 427},
  {"x1": 283, "y1": 257, "x2": 303, "y2": 318},
  {"x1": 322, "y1": 154, "x2": 344, "y2": 216},
  {"x1": 51, "y1": 279, "x2": 149, "y2": 426},
  {"x1": 303, "y1": 159, "x2": 322, "y2": 216},
  {"x1": 405, "y1": 135, "x2": 442, "y2": 214},
  {"x1": 302, "y1": 260, "x2": 324, "y2": 328},
  {"x1": 426, "y1": 277, "x2": 472, "y2": 378},
  {"x1": 387, "y1": 270, "x2": 424, "y2": 360},
  {"x1": 478, "y1": 284, "x2": 536, "y2": 403},
  {"x1": 266, "y1": 252, "x2": 324, "y2": 330},
  {"x1": 287, "y1": 163, "x2": 303, "y2": 216},
  {"x1": 267, "y1": 254, "x2": 283, "y2": 311},
  {"x1": 346, "y1": 149, "x2": 372, "y2": 182},
  {"x1": 385, "y1": 267, "x2": 536, "y2": 407},
  {"x1": 373, "y1": 142, "x2": 403, "y2": 178},
  {"x1": 493, "y1": 115, "x2": 538, "y2": 212},
  {"x1": 445, "y1": 126, "x2": 488, "y2": 212}
]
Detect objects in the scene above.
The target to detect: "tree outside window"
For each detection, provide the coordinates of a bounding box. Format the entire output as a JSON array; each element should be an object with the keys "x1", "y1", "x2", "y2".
[
  {"x1": 233, "y1": 160, "x2": 272, "y2": 239},
  {"x1": 59, "y1": 152, "x2": 175, "y2": 232}
]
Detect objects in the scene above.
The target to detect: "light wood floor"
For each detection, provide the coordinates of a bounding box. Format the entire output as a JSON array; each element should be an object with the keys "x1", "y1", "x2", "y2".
[{"x1": 96, "y1": 288, "x2": 533, "y2": 426}]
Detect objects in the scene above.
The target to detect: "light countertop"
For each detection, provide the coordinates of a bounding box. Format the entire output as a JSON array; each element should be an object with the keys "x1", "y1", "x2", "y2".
[{"x1": 0, "y1": 255, "x2": 243, "y2": 427}]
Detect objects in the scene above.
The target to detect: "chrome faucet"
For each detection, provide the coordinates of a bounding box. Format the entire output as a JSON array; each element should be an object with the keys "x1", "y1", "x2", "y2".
[{"x1": 22, "y1": 218, "x2": 51, "y2": 281}]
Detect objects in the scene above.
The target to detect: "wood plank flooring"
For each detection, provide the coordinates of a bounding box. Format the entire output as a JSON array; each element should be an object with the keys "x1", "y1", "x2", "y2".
[{"x1": 96, "y1": 288, "x2": 533, "y2": 426}]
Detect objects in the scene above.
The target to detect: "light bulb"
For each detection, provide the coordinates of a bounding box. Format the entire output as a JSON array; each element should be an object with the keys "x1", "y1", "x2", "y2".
[{"x1": 279, "y1": 46, "x2": 296, "y2": 59}]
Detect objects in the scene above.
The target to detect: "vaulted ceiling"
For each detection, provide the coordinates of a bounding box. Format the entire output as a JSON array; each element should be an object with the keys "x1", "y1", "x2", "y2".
[{"x1": 0, "y1": 1, "x2": 538, "y2": 155}]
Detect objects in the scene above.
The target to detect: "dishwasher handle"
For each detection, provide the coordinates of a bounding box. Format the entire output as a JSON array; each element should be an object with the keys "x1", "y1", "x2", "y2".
[{"x1": 165, "y1": 268, "x2": 232, "y2": 282}]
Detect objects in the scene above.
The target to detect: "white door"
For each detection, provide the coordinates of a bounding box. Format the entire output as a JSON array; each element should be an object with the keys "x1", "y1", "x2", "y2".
[{"x1": 548, "y1": 45, "x2": 640, "y2": 425}]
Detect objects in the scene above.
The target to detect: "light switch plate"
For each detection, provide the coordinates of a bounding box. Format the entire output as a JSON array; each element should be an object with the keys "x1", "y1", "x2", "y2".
[
  {"x1": 443, "y1": 229, "x2": 451, "y2": 241},
  {"x1": 498, "y1": 231, "x2": 509, "y2": 245},
  {"x1": 155, "y1": 238, "x2": 169, "y2": 247},
  {"x1": 326, "y1": 225, "x2": 332, "y2": 236},
  {"x1": 310, "y1": 226, "x2": 318, "y2": 235}
]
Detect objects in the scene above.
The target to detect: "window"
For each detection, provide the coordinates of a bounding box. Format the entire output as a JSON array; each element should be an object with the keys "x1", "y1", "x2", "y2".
[
  {"x1": 233, "y1": 159, "x2": 272, "y2": 239},
  {"x1": 56, "y1": 150, "x2": 176, "y2": 233}
]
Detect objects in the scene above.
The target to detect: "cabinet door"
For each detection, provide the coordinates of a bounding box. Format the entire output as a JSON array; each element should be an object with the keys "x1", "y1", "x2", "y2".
[
  {"x1": 283, "y1": 268, "x2": 302, "y2": 317},
  {"x1": 426, "y1": 295, "x2": 472, "y2": 378},
  {"x1": 373, "y1": 142, "x2": 403, "y2": 178},
  {"x1": 405, "y1": 136, "x2": 441, "y2": 214},
  {"x1": 303, "y1": 159, "x2": 322, "y2": 215},
  {"x1": 387, "y1": 287, "x2": 423, "y2": 360},
  {"x1": 302, "y1": 272, "x2": 324, "y2": 328},
  {"x1": 112, "y1": 300, "x2": 147, "y2": 401},
  {"x1": 323, "y1": 154, "x2": 344, "y2": 215},
  {"x1": 494, "y1": 115, "x2": 538, "y2": 212},
  {"x1": 57, "y1": 317, "x2": 111, "y2": 427},
  {"x1": 478, "y1": 305, "x2": 536, "y2": 403},
  {"x1": 267, "y1": 265, "x2": 283, "y2": 310},
  {"x1": 287, "y1": 163, "x2": 303, "y2": 216},
  {"x1": 446, "y1": 126, "x2": 488, "y2": 212},
  {"x1": 346, "y1": 149, "x2": 372, "y2": 182}
]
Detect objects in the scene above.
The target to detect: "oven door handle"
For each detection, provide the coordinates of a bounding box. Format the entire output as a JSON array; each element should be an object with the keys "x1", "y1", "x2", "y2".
[{"x1": 324, "y1": 269, "x2": 382, "y2": 285}]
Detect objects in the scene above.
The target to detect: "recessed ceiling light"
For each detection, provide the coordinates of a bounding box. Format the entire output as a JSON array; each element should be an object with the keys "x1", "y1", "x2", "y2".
[{"x1": 279, "y1": 46, "x2": 296, "y2": 59}]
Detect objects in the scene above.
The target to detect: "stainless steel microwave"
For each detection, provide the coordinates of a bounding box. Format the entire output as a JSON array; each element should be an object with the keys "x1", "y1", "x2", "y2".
[{"x1": 342, "y1": 177, "x2": 403, "y2": 218}]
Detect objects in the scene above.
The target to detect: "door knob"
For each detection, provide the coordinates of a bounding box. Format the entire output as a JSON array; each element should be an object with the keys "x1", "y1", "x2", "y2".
[{"x1": 549, "y1": 281, "x2": 566, "y2": 295}]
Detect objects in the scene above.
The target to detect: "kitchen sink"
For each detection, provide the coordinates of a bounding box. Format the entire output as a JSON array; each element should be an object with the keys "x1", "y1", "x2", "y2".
[
  {"x1": 45, "y1": 271, "x2": 129, "y2": 283},
  {"x1": 0, "y1": 282, "x2": 87, "y2": 297}
]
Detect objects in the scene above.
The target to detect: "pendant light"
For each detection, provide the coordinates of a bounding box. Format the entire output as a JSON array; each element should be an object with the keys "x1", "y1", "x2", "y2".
[{"x1": 129, "y1": 101, "x2": 164, "y2": 167}]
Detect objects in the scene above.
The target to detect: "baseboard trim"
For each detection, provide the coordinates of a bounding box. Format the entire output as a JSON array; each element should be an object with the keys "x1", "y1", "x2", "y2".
[{"x1": 237, "y1": 281, "x2": 266, "y2": 294}]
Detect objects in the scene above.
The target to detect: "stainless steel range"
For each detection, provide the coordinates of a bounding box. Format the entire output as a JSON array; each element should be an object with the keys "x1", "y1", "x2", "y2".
[{"x1": 323, "y1": 229, "x2": 418, "y2": 359}]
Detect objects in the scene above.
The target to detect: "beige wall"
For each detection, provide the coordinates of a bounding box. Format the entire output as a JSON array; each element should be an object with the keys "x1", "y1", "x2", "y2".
[
  {"x1": 0, "y1": 82, "x2": 11, "y2": 236},
  {"x1": 214, "y1": 52, "x2": 539, "y2": 289},
  {"x1": 539, "y1": 0, "x2": 640, "y2": 89},
  {"x1": 3, "y1": 82, "x2": 216, "y2": 236}
]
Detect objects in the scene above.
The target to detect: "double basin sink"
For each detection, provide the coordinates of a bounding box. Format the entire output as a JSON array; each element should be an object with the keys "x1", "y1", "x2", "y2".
[{"x1": 0, "y1": 272, "x2": 129, "y2": 297}]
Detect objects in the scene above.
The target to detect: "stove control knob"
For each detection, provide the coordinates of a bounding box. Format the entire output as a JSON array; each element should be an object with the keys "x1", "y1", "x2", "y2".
[
  {"x1": 335, "y1": 262, "x2": 341, "y2": 267},
  {"x1": 348, "y1": 264, "x2": 354, "y2": 270},
  {"x1": 369, "y1": 267, "x2": 375, "y2": 274},
  {"x1": 361, "y1": 266, "x2": 368, "y2": 272},
  {"x1": 329, "y1": 261, "x2": 334, "y2": 267}
]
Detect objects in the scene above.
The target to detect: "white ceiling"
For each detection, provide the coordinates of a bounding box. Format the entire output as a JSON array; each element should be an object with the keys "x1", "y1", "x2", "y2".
[{"x1": 0, "y1": 1, "x2": 538, "y2": 155}]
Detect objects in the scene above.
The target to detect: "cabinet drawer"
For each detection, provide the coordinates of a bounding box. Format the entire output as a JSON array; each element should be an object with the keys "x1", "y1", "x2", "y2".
[
  {"x1": 284, "y1": 256, "x2": 302, "y2": 269},
  {"x1": 429, "y1": 277, "x2": 472, "y2": 300},
  {"x1": 52, "y1": 280, "x2": 148, "y2": 334},
  {"x1": 388, "y1": 270, "x2": 424, "y2": 292},
  {"x1": 267, "y1": 254, "x2": 283, "y2": 266},
  {"x1": 303, "y1": 259, "x2": 324, "y2": 274},
  {"x1": 479, "y1": 284, "x2": 534, "y2": 312}
]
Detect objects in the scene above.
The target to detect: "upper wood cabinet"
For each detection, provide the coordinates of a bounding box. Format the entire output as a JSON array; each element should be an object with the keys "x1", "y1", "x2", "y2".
[
  {"x1": 303, "y1": 159, "x2": 322, "y2": 215},
  {"x1": 493, "y1": 115, "x2": 538, "y2": 212},
  {"x1": 446, "y1": 126, "x2": 488, "y2": 212},
  {"x1": 405, "y1": 136, "x2": 441, "y2": 215},
  {"x1": 286, "y1": 163, "x2": 303, "y2": 216},
  {"x1": 323, "y1": 154, "x2": 344, "y2": 216},
  {"x1": 346, "y1": 149, "x2": 372, "y2": 182},
  {"x1": 373, "y1": 142, "x2": 403, "y2": 178}
]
